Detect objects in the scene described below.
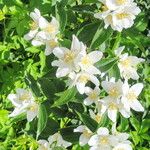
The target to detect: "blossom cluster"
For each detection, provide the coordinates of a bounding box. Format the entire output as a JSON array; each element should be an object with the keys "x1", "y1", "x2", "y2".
[
  {"x1": 94, "y1": 0, "x2": 141, "y2": 31},
  {"x1": 7, "y1": 1, "x2": 145, "y2": 149},
  {"x1": 38, "y1": 132, "x2": 71, "y2": 150},
  {"x1": 74, "y1": 125, "x2": 132, "y2": 150}
]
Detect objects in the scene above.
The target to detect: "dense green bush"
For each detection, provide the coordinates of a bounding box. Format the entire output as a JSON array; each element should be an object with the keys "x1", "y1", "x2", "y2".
[{"x1": 0, "y1": 0, "x2": 150, "y2": 150}]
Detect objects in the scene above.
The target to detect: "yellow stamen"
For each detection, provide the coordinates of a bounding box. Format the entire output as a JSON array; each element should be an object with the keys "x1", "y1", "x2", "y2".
[
  {"x1": 83, "y1": 130, "x2": 92, "y2": 138},
  {"x1": 116, "y1": 13, "x2": 129, "y2": 19},
  {"x1": 81, "y1": 56, "x2": 91, "y2": 66},
  {"x1": 109, "y1": 103, "x2": 118, "y2": 110},
  {"x1": 102, "y1": 5, "x2": 108, "y2": 11},
  {"x1": 89, "y1": 92, "x2": 98, "y2": 100},
  {"x1": 63, "y1": 51, "x2": 75, "y2": 64},
  {"x1": 109, "y1": 88, "x2": 119, "y2": 97},
  {"x1": 29, "y1": 105, "x2": 37, "y2": 111},
  {"x1": 30, "y1": 21, "x2": 38, "y2": 30},
  {"x1": 116, "y1": 0, "x2": 126, "y2": 5},
  {"x1": 95, "y1": 115, "x2": 101, "y2": 122},
  {"x1": 120, "y1": 58, "x2": 131, "y2": 68},
  {"x1": 100, "y1": 136, "x2": 108, "y2": 144},
  {"x1": 49, "y1": 40, "x2": 58, "y2": 48},
  {"x1": 44, "y1": 24, "x2": 56, "y2": 33},
  {"x1": 78, "y1": 75, "x2": 89, "y2": 83},
  {"x1": 127, "y1": 91, "x2": 137, "y2": 100},
  {"x1": 19, "y1": 93, "x2": 31, "y2": 101}
]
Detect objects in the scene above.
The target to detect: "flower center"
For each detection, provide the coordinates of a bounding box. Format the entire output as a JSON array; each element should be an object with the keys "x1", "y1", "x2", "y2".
[
  {"x1": 116, "y1": 0, "x2": 126, "y2": 5},
  {"x1": 116, "y1": 13, "x2": 129, "y2": 19},
  {"x1": 109, "y1": 102, "x2": 118, "y2": 110},
  {"x1": 109, "y1": 88, "x2": 119, "y2": 97},
  {"x1": 127, "y1": 91, "x2": 137, "y2": 100},
  {"x1": 78, "y1": 75, "x2": 89, "y2": 83},
  {"x1": 81, "y1": 56, "x2": 92, "y2": 66},
  {"x1": 106, "y1": 15, "x2": 113, "y2": 23},
  {"x1": 89, "y1": 92, "x2": 98, "y2": 100},
  {"x1": 29, "y1": 105, "x2": 37, "y2": 111},
  {"x1": 95, "y1": 115, "x2": 101, "y2": 122},
  {"x1": 44, "y1": 24, "x2": 56, "y2": 33},
  {"x1": 100, "y1": 136, "x2": 108, "y2": 144},
  {"x1": 63, "y1": 51, "x2": 75, "y2": 64},
  {"x1": 83, "y1": 130, "x2": 92, "y2": 138},
  {"x1": 120, "y1": 58, "x2": 131, "y2": 68},
  {"x1": 30, "y1": 21, "x2": 38, "y2": 30},
  {"x1": 102, "y1": 5, "x2": 108, "y2": 11},
  {"x1": 49, "y1": 40, "x2": 58, "y2": 48},
  {"x1": 19, "y1": 93, "x2": 31, "y2": 101},
  {"x1": 40, "y1": 145, "x2": 48, "y2": 150}
]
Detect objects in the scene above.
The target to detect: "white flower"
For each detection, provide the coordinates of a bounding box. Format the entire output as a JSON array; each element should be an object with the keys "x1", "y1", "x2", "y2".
[
  {"x1": 105, "y1": 0, "x2": 137, "y2": 10},
  {"x1": 101, "y1": 80, "x2": 130, "y2": 122},
  {"x1": 24, "y1": 8, "x2": 42, "y2": 41},
  {"x1": 113, "y1": 143, "x2": 132, "y2": 150},
  {"x1": 52, "y1": 35, "x2": 86, "y2": 78},
  {"x1": 100, "y1": 97, "x2": 130, "y2": 122},
  {"x1": 44, "y1": 38, "x2": 58, "y2": 56},
  {"x1": 94, "y1": 1, "x2": 141, "y2": 31},
  {"x1": 79, "y1": 50, "x2": 103, "y2": 74},
  {"x1": 101, "y1": 79, "x2": 123, "y2": 99},
  {"x1": 112, "y1": 123, "x2": 132, "y2": 150},
  {"x1": 48, "y1": 132, "x2": 71, "y2": 148},
  {"x1": 8, "y1": 88, "x2": 38, "y2": 122},
  {"x1": 38, "y1": 140, "x2": 50, "y2": 150},
  {"x1": 84, "y1": 87, "x2": 100, "y2": 106},
  {"x1": 89, "y1": 109, "x2": 102, "y2": 123},
  {"x1": 68, "y1": 71, "x2": 100, "y2": 94},
  {"x1": 8, "y1": 88, "x2": 34, "y2": 106},
  {"x1": 121, "y1": 82, "x2": 144, "y2": 112},
  {"x1": 38, "y1": 16, "x2": 59, "y2": 40},
  {"x1": 88, "y1": 127, "x2": 118, "y2": 150},
  {"x1": 74, "y1": 125, "x2": 93, "y2": 146},
  {"x1": 115, "y1": 46, "x2": 144, "y2": 80}
]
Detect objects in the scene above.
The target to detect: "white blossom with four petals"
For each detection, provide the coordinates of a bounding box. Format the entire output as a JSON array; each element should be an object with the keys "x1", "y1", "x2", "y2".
[
  {"x1": 84, "y1": 87, "x2": 100, "y2": 106},
  {"x1": 88, "y1": 127, "x2": 118, "y2": 150},
  {"x1": 52, "y1": 35, "x2": 86, "y2": 78},
  {"x1": 8, "y1": 88, "x2": 38, "y2": 122},
  {"x1": 94, "y1": 0, "x2": 141, "y2": 31},
  {"x1": 115, "y1": 46, "x2": 144, "y2": 80},
  {"x1": 48, "y1": 132, "x2": 72, "y2": 148},
  {"x1": 74, "y1": 125, "x2": 93, "y2": 146},
  {"x1": 121, "y1": 82, "x2": 144, "y2": 112}
]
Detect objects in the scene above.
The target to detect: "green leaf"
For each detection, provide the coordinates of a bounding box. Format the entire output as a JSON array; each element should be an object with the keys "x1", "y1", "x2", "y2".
[
  {"x1": 118, "y1": 117, "x2": 129, "y2": 131},
  {"x1": 52, "y1": 87, "x2": 77, "y2": 107},
  {"x1": 55, "y1": 3, "x2": 67, "y2": 32},
  {"x1": 140, "y1": 119, "x2": 150, "y2": 133},
  {"x1": 39, "y1": 118, "x2": 59, "y2": 139},
  {"x1": 90, "y1": 24, "x2": 113, "y2": 49},
  {"x1": 130, "y1": 131, "x2": 140, "y2": 145},
  {"x1": 77, "y1": 113, "x2": 98, "y2": 132},
  {"x1": 77, "y1": 21, "x2": 100, "y2": 44},
  {"x1": 25, "y1": 74, "x2": 42, "y2": 97},
  {"x1": 72, "y1": 5, "x2": 95, "y2": 14},
  {"x1": 96, "y1": 57, "x2": 118, "y2": 72},
  {"x1": 130, "y1": 117, "x2": 140, "y2": 131},
  {"x1": 38, "y1": 78, "x2": 56, "y2": 99},
  {"x1": 60, "y1": 126, "x2": 80, "y2": 143},
  {"x1": 37, "y1": 104, "x2": 48, "y2": 138}
]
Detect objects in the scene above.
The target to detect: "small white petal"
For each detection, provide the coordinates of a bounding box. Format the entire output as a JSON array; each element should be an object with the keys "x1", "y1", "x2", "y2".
[
  {"x1": 130, "y1": 83, "x2": 143, "y2": 96},
  {"x1": 56, "y1": 67, "x2": 70, "y2": 78},
  {"x1": 130, "y1": 100, "x2": 144, "y2": 112},
  {"x1": 88, "y1": 51, "x2": 103, "y2": 64},
  {"x1": 108, "y1": 109, "x2": 117, "y2": 122},
  {"x1": 97, "y1": 127, "x2": 109, "y2": 136}
]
